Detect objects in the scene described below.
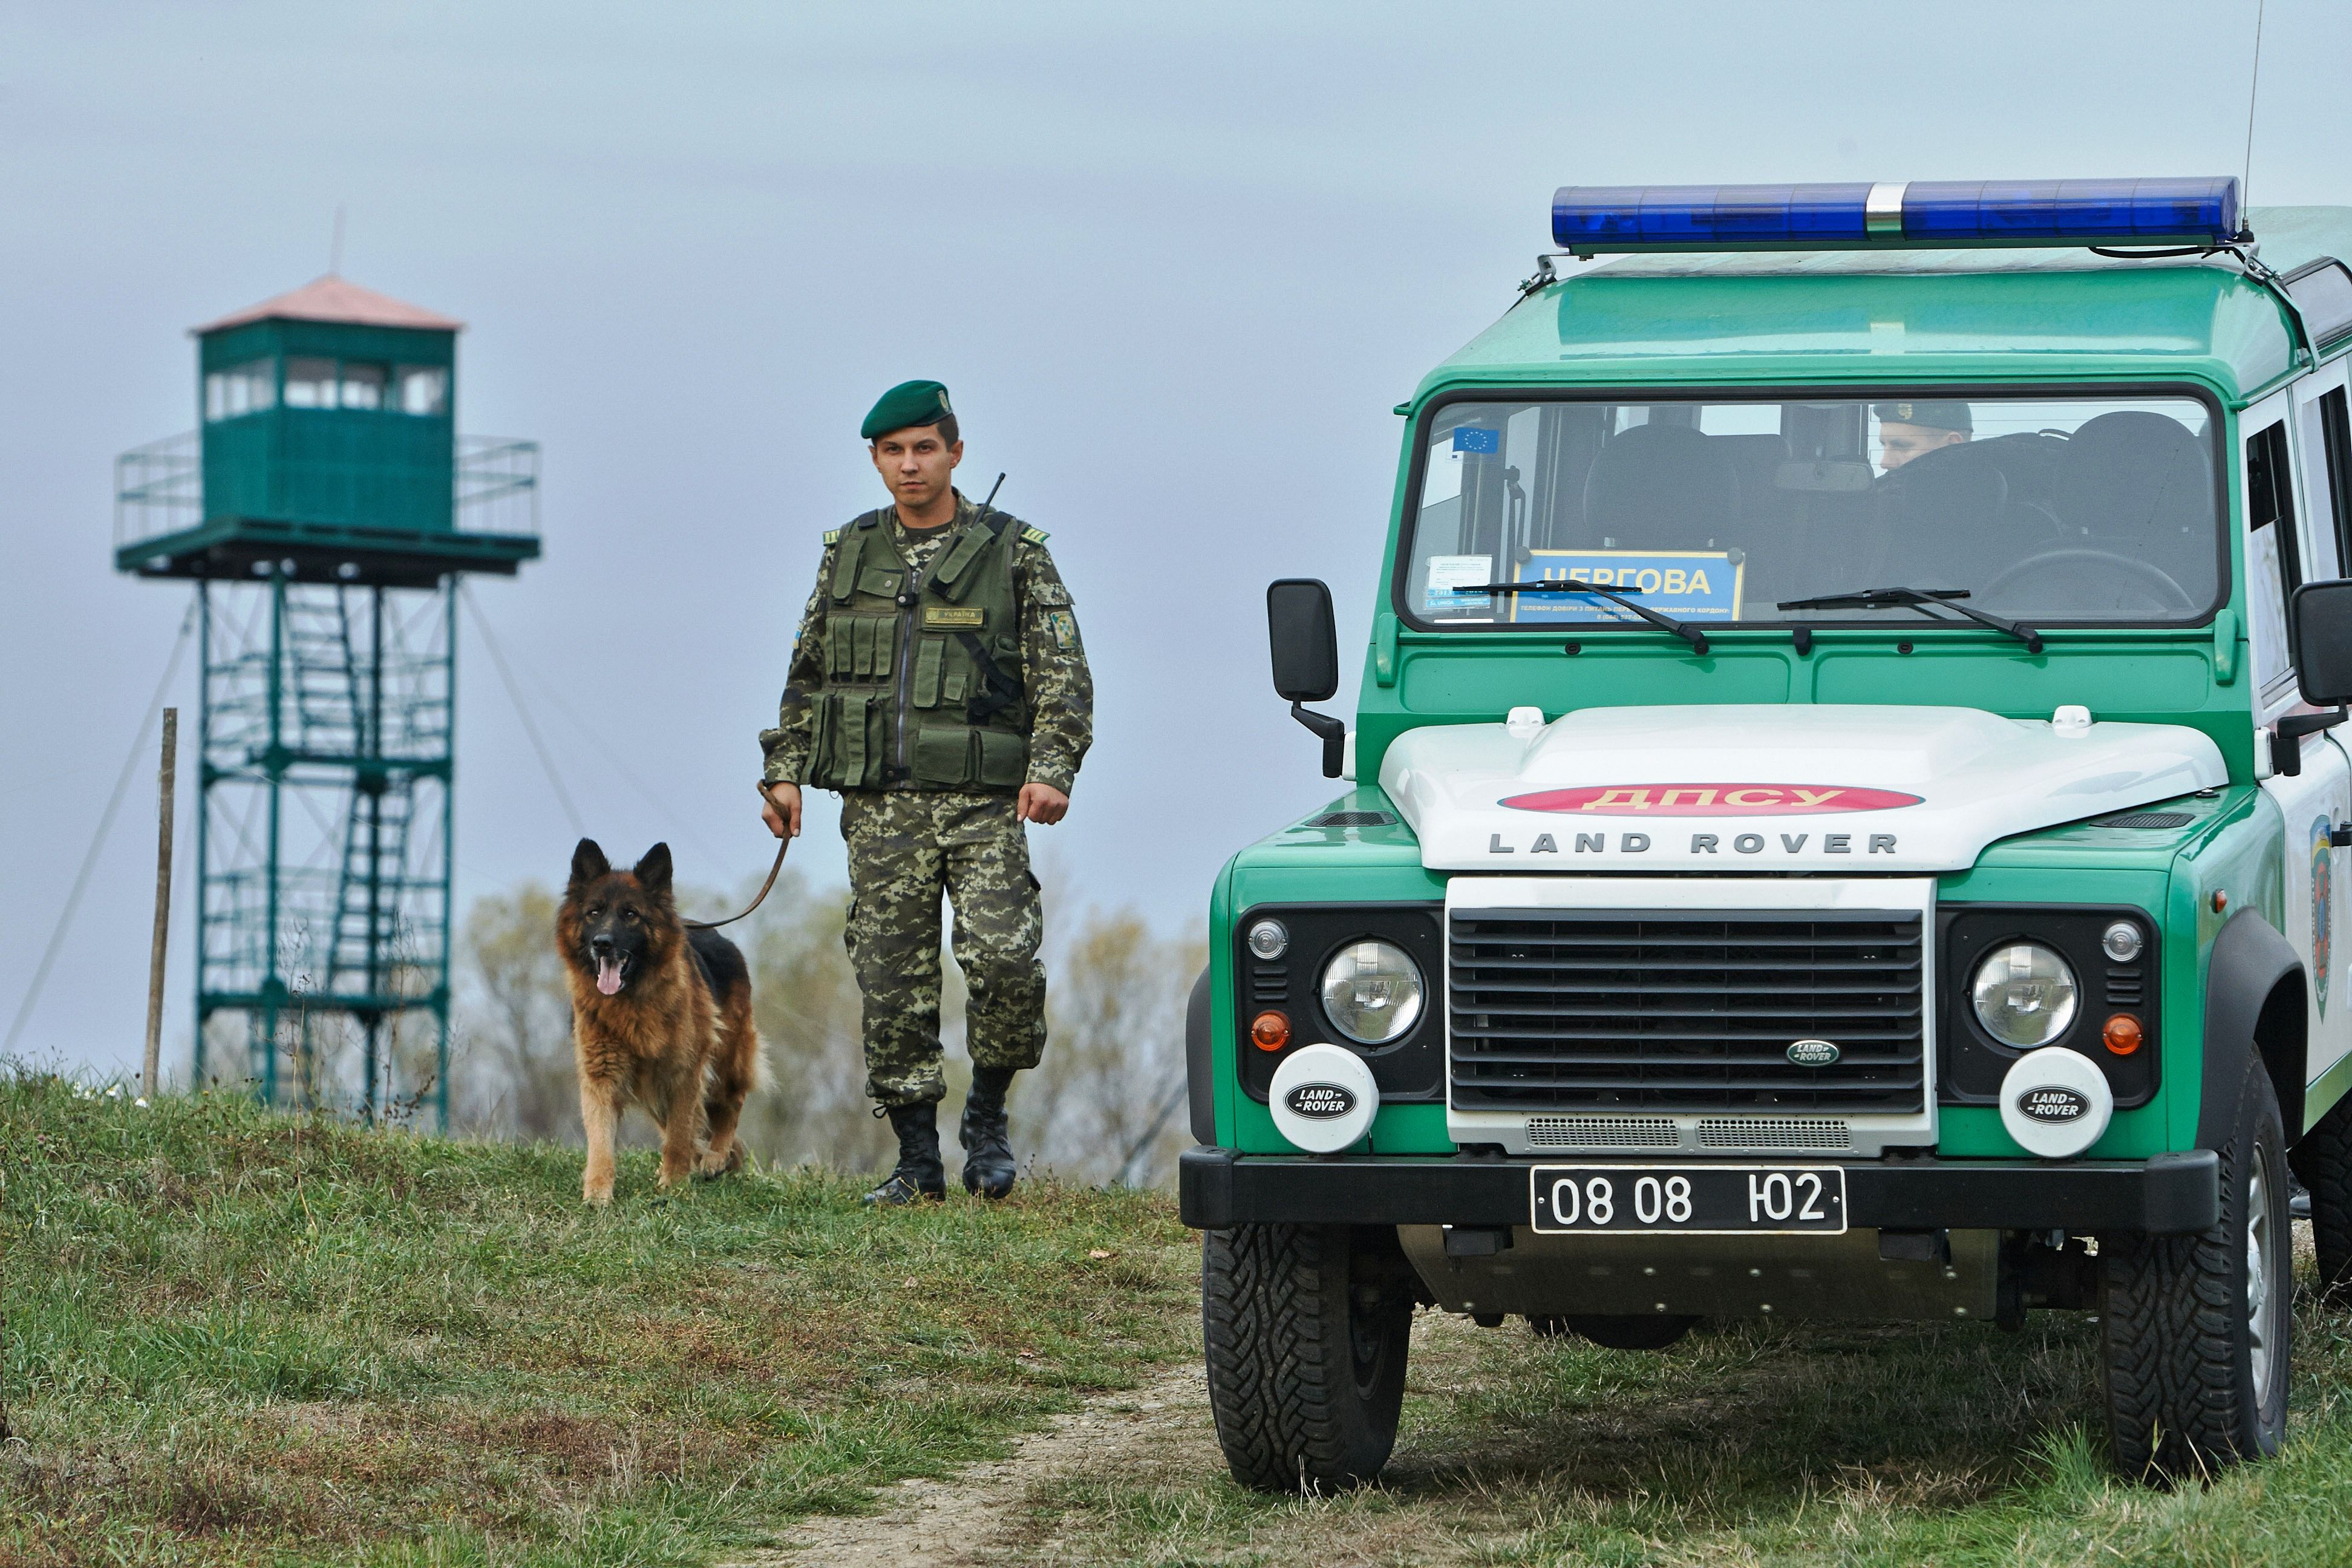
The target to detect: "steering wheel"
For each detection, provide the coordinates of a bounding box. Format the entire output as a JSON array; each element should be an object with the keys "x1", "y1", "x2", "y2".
[{"x1": 1981, "y1": 548, "x2": 2197, "y2": 616}]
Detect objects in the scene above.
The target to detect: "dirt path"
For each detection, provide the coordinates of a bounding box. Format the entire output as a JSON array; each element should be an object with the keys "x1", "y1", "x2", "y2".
[{"x1": 737, "y1": 1362, "x2": 1219, "y2": 1567}]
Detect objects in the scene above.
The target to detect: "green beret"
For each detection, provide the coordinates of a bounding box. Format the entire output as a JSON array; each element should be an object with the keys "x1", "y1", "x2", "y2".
[
  {"x1": 1873, "y1": 399, "x2": 1973, "y2": 434},
  {"x1": 861, "y1": 380, "x2": 955, "y2": 440}
]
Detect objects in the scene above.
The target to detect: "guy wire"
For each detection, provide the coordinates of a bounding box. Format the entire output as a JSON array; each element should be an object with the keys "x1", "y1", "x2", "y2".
[{"x1": 2, "y1": 598, "x2": 197, "y2": 1059}]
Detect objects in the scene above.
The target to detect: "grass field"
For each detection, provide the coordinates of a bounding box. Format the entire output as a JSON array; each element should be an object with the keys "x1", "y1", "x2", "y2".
[
  {"x1": 0, "y1": 1071, "x2": 1197, "y2": 1566},
  {"x1": 10, "y1": 1069, "x2": 2352, "y2": 1566}
]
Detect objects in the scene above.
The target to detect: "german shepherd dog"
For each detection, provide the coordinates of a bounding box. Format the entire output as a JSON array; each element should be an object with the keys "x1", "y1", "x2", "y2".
[{"x1": 558, "y1": 840, "x2": 762, "y2": 1205}]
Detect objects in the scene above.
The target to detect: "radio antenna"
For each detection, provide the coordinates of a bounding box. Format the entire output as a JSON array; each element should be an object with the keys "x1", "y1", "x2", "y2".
[{"x1": 2241, "y1": 0, "x2": 2267, "y2": 211}]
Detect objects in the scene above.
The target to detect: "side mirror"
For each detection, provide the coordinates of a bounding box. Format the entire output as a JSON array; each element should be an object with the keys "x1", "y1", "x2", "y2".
[
  {"x1": 2293, "y1": 580, "x2": 2352, "y2": 707},
  {"x1": 1266, "y1": 578, "x2": 1345, "y2": 777},
  {"x1": 1267, "y1": 578, "x2": 1339, "y2": 703}
]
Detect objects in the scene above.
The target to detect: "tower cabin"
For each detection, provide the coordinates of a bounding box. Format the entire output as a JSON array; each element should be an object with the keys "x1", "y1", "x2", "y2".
[{"x1": 116, "y1": 275, "x2": 538, "y2": 586}]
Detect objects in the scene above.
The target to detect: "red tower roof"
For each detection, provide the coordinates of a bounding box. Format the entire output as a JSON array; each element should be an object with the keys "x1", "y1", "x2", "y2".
[{"x1": 195, "y1": 275, "x2": 465, "y2": 335}]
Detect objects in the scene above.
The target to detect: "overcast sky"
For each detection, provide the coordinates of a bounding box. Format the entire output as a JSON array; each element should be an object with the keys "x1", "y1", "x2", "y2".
[{"x1": 5, "y1": 0, "x2": 2348, "y2": 1081}]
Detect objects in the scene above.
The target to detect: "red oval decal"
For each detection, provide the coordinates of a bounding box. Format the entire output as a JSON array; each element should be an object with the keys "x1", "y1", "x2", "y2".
[{"x1": 1498, "y1": 784, "x2": 1924, "y2": 816}]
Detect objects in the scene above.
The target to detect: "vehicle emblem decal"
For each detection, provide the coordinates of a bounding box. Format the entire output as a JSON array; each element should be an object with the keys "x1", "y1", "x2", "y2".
[
  {"x1": 1786, "y1": 1039, "x2": 1841, "y2": 1067},
  {"x1": 2314, "y1": 815, "x2": 2334, "y2": 1018},
  {"x1": 2016, "y1": 1086, "x2": 2090, "y2": 1123},
  {"x1": 1284, "y1": 1083, "x2": 1357, "y2": 1119},
  {"x1": 1498, "y1": 783, "x2": 1924, "y2": 817}
]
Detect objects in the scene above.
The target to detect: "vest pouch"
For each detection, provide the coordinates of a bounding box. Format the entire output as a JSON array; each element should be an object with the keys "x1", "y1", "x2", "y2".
[
  {"x1": 976, "y1": 730, "x2": 1028, "y2": 788},
  {"x1": 836, "y1": 693, "x2": 877, "y2": 786},
  {"x1": 943, "y1": 670, "x2": 967, "y2": 705},
  {"x1": 807, "y1": 693, "x2": 838, "y2": 784},
  {"x1": 912, "y1": 636, "x2": 946, "y2": 708},
  {"x1": 912, "y1": 726, "x2": 975, "y2": 786}
]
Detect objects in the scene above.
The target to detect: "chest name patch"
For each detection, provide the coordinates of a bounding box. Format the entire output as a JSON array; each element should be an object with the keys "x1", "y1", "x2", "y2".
[{"x1": 922, "y1": 607, "x2": 985, "y2": 629}]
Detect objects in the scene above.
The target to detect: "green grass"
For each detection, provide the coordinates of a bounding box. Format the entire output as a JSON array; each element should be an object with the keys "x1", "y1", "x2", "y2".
[
  {"x1": 0, "y1": 1071, "x2": 1198, "y2": 1566},
  {"x1": 16, "y1": 1070, "x2": 2352, "y2": 1567},
  {"x1": 1008, "y1": 1271, "x2": 2352, "y2": 1566}
]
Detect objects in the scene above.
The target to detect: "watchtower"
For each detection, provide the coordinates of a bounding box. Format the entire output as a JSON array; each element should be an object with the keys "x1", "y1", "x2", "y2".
[{"x1": 115, "y1": 275, "x2": 540, "y2": 1123}]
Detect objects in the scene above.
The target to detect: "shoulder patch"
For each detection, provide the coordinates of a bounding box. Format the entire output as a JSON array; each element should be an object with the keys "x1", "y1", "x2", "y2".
[
  {"x1": 1021, "y1": 525, "x2": 1050, "y2": 545},
  {"x1": 823, "y1": 528, "x2": 843, "y2": 546}
]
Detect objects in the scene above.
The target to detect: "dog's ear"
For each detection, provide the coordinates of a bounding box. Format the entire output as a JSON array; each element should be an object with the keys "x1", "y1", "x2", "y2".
[
  {"x1": 633, "y1": 842, "x2": 674, "y2": 893},
  {"x1": 570, "y1": 838, "x2": 610, "y2": 887}
]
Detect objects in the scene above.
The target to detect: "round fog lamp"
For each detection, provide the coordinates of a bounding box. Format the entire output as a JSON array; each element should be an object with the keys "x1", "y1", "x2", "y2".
[
  {"x1": 1247, "y1": 918, "x2": 1289, "y2": 961},
  {"x1": 1319, "y1": 939, "x2": 1425, "y2": 1045},
  {"x1": 2101, "y1": 921, "x2": 2145, "y2": 963},
  {"x1": 1970, "y1": 941, "x2": 2079, "y2": 1049}
]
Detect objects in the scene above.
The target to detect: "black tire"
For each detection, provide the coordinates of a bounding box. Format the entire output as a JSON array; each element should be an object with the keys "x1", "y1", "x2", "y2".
[
  {"x1": 2100, "y1": 1057, "x2": 2292, "y2": 1481},
  {"x1": 1201, "y1": 1223, "x2": 1414, "y2": 1492},
  {"x1": 2291, "y1": 1086, "x2": 2352, "y2": 1303},
  {"x1": 1533, "y1": 1312, "x2": 1699, "y2": 1350}
]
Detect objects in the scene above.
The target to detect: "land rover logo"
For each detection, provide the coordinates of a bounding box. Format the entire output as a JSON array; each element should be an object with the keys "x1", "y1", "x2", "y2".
[
  {"x1": 1786, "y1": 1039, "x2": 1841, "y2": 1067},
  {"x1": 1284, "y1": 1083, "x2": 1356, "y2": 1120},
  {"x1": 2017, "y1": 1086, "x2": 2090, "y2": 1123}
]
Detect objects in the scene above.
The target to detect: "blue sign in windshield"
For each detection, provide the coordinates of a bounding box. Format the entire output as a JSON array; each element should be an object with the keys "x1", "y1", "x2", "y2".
[{"x1": 1509, "y1": 550, "x2": 1744, "y2": 623}]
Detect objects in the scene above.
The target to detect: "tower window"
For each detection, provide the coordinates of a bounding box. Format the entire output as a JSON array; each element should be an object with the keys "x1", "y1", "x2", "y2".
[
  {"x1": 203, "y1": 359, "x2": 276, "y2": 422},
  {"x1": 396, "y1": 365, "x2": 448, "y2": 416},
  {"x1": 284, "y1": 358, "x2": 337, "y2": 408},
  {"x1": 338, "y1": 362, "x2": 387, "y2": 410}
]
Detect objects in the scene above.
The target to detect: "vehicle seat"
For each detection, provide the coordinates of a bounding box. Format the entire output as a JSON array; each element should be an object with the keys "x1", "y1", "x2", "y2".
[
  {"x1": 1579, "y1": 423, "x2": 1741, "y2": 550},
  {"x1": 2050, "y1": 411, "x2": 2213, "y2": 565},
  {"x1": 1870, "y1": 441, "x2": 2044, "y2": 588}
]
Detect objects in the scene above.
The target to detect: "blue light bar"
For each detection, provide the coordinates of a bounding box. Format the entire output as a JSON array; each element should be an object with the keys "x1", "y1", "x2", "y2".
[{"x1": 1551, "y1": 177, "x2": 2241, "y2": 254}]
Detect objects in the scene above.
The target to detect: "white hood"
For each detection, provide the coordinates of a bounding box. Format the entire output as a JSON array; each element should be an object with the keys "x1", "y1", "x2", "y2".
[{"x1": 1379, "y1": 704, "x2": 2225, "y2": 874}]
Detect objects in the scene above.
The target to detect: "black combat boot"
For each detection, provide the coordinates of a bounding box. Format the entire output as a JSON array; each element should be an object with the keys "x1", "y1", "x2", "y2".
[
  {"x1": 959, "y1": 1066, "x2": 1019, "y2": 1199},
  {"x1": 863, "y1": 1102, "x2": 946, "y2": 1206}
]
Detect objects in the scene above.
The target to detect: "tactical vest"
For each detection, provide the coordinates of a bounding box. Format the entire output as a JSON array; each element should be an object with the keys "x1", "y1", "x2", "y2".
[{"x1": 804, "y1": 508, "x2": 1030, "y2": 792}]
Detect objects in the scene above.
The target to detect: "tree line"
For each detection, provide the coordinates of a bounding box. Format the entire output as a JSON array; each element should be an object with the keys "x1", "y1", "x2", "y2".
[{"x1": 452, "y1": 869, "x2": 1204, "y2": 1187}]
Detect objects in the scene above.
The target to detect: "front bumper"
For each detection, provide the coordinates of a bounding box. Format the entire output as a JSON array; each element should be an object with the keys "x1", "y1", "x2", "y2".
[{"x1": 1178, "y1": 1145, "x2": 2220, "y2": 1235}]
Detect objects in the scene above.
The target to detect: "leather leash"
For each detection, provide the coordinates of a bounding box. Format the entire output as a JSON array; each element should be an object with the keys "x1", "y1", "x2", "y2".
[{"x1": 684, "y1": 784, "x2": 792, "y2": 931}]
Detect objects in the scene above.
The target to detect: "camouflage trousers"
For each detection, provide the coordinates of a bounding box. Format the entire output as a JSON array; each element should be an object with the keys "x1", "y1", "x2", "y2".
[{"x1": 841, "y1": 789, "x2": 1047, "y2": 1108}]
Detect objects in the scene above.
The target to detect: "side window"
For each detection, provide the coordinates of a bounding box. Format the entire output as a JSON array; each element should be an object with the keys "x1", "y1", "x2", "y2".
[
  {"x1": 2316, "y1": 386, "x2": 2352, "y2": 572},
  {"x1": 2246, "y1": 419, "x2": 2298, "y2": 693}
]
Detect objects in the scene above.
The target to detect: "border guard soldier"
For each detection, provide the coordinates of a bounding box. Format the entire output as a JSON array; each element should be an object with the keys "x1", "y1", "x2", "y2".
[{"x1": 759, "y1": 381, "x2": 1093, "y2": 1204}]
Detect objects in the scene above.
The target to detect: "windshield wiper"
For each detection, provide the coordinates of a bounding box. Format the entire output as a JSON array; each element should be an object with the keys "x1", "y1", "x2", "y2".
[
  {"x1": 1775, "y1": 586, "x2": 2043, "y2": 655},
  {"x1": 1461, "y1": 580, "x2": 1709, "y2": 655}
]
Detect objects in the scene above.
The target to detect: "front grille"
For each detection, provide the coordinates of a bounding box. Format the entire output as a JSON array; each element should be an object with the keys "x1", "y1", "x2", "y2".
[
  {"x1": 1525, "y1": 1115, "x2": 1679, "y2": 1149},
  {"x1": 1697, "y1": 1117, "x2": 1853, "y2": 1149},
  {"x1": 1449, "y1": 909, "x2": 1926, "y2": 1113},
  {"x1": 1309, "y1": 810, "x2": 1398, "y2": 828}
]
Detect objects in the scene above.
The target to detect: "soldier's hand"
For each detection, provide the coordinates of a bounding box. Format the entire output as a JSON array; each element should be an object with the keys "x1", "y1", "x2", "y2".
[
  {"x1": 1017, "y1": 782, "x2": 1069, "y2": 826},
  {"x1": 760, "y1": 781, "x2": 803, "y2": 840}
]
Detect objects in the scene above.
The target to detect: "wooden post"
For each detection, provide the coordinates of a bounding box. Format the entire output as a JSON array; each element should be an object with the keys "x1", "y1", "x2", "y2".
[{"x1": 143, "y1": 708, "x2": 177, "y2": 1100}]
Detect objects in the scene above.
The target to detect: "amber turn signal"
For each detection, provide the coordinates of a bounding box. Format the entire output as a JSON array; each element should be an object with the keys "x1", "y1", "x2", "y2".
[
  {"x1": 1250, "y1": 1010, "x2": 1292, "y2": 1051},
  {"x1": 2102, "y1": 1013, "x2": 2144, "y2": 1055}
]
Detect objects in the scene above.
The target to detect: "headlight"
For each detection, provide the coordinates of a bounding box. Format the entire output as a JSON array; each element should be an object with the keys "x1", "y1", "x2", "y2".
[
  {"x1": 1971, "y1": 941, "x2": 2079, "y2": 1048},
  {"x1": 1319, "y1": 939, "x2": 1425, "y2": 1045}
]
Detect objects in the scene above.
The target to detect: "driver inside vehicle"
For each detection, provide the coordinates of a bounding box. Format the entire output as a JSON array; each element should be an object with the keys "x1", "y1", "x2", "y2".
[{"x1": 1873, "y1": 399, "x2": 1973, "y2": 473}]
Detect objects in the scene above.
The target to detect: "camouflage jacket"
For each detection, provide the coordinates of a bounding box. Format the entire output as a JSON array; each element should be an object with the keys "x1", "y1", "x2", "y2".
[{"x1": 760, "y1": 492, "x2": 1094, "y2": 794}]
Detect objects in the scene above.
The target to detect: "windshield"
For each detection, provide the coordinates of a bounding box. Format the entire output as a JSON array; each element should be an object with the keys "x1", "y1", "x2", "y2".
[{"x1": 1401, "y1": 392, "x2": 2221, "y2": 630}]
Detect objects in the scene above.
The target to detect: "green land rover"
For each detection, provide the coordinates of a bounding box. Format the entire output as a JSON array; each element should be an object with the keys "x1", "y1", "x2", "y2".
[{"x1": 1180, "y1": 178, "x2": 2352, "y2": 1488}]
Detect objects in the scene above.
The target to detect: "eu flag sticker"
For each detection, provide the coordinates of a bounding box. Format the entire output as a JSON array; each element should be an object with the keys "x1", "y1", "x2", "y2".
[
  {"x1": 1451, "y1": 426, "x2": 1501, "y2": 454},
  {"x1": 1507, "y1": 549, "x2": 1744, "y2": 624}
]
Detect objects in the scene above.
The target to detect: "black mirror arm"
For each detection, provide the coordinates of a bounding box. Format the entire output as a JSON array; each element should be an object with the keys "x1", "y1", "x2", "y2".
[
  {"x1": 2269, "y1": 707, "x2": 2348, "y2": 777},
  {"x1": 1289, "y1": 701, "x2": 1347, "y2": 779}
]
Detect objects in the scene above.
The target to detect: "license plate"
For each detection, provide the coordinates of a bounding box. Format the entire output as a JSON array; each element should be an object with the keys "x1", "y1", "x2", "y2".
[{"x1": 1529, "y1": 1165, "x2": 1847, "y2": 1236}]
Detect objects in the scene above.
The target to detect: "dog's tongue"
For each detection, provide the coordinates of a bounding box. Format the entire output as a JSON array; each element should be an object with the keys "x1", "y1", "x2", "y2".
[{"x1": 596, "y1": 956, "x2": 623, "y2": 996}]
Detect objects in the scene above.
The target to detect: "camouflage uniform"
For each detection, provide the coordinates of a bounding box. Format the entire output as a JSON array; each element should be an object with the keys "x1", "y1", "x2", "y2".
[{"x1": 760, "y1": 492, "x2": 1093, "y2": 1106}]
